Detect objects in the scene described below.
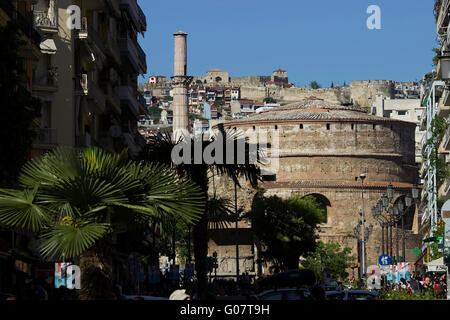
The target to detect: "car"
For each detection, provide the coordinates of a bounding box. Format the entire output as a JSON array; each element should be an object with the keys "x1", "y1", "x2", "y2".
[
  {"x1": 325, "y1": 289, "x2": 380, "y2": 301},
  {"x1": 256, "y1": 269, "x2": 317, "y2": 292},
  {"x1": 258, "y1": 288, "x2": 312, "y2": 301}
]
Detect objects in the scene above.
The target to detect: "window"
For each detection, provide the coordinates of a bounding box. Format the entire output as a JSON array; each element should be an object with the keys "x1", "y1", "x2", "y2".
[
  {"x1": 397, "y1": 111, "x2": 407, "y2": 116},
  {"x1": 299, "y1": 124, "x2": 303, "y2": 129},
  {"x1": 326, "y1": 124, "x2": 330, "y2": 130},
  {"x1": 275, "y1": 125, "x2": 278, "y2": 130},
  {"x1": 351, "y1": 124, "x2": 354, "y2": 130}
]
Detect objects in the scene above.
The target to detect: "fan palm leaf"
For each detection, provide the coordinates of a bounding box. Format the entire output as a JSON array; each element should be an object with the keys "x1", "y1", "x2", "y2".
[
  {"x1": 40, "y1": 222, "x2": 111, "y2": 260},
  {"x1": 0, "y1": 187, "x2": 50, "y2": 231}
]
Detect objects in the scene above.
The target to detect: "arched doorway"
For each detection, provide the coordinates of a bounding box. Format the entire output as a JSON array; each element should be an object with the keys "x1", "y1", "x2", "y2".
[{"x1": 303, "y1": 193, "x2": 331, "y2": 223}]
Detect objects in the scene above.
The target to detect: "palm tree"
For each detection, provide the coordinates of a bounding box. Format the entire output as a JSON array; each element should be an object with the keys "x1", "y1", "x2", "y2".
[
  {"x1": 145, "y1": 127, "x2": 260, "y2": 299},
  {"x1": 0, "y1": 147, "x2": 205, "y2": 299}
]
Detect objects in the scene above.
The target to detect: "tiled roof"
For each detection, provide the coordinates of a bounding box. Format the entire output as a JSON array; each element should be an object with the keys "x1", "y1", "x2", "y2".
[{"x1": 225, "y1": 97, "x2": 416, "y2": 125}]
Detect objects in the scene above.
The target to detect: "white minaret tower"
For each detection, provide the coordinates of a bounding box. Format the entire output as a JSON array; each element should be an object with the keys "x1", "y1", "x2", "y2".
[{"x1": 171, "y1": 31, "x2": 192, "y2": 139}]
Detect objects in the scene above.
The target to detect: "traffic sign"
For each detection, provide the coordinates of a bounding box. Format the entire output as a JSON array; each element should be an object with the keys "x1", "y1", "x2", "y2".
[{"x1": 378, "y1": 254, "x2": 391, "y2": 266}]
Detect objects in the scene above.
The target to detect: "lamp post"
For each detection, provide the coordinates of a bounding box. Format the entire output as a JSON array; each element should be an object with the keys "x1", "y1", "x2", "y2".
[
  {"x1": 357, "y1": 173, "x2": 367, "y2": 279},
  {"x1": 234, "y1": 179, "x2": 239, "y2": 285},
  {"x1": 388, "y1": 207, "x2": 394, "y2": 259}
]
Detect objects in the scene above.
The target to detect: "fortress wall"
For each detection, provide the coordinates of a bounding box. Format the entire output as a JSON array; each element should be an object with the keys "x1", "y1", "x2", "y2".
[{"x1": 350, "y1": 80, "x2": 395, "y2": 108}]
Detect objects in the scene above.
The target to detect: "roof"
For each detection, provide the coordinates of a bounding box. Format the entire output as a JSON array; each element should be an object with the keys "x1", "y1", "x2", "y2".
[{"x1": 225, "y1": 97, "x2": 417, "y2": 125}]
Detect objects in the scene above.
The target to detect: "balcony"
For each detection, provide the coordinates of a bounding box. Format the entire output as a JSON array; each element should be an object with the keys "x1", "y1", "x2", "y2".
[
  {"x1": 34, "y1": 128, "x2": 57, "y2": 147},
  {"x1": 106, "y1": 0, "x2": 121, "y2": 17},
  {"x1": 120, "y1": 0, "x2": 146, "y2": 32},
  {"x1": 87, "y1": 81, "x2": 106, "y2": 113},
  {"x1": 137, "y1": 91, "x2": 147, "y2": 114},
  {"x1": 119, "y1": 34, "x2": 146, "y2": 74},
  {"x1": 438, "y1": 177, "x2": 450, "y2": 201},
  {"x1": 102, "y1": 82, "x2": 121, "y2": 114},
  {"x1": 437, "y1": 94, "x2": 450, "y2": 117},
  {"x1": 439, "y1": 125, "x2": 450, "y2": 152},
  {"x1": 33, "y1": 69, "x2": 58, "y2": 93},
  {"x1": 437, "y1": 0, "x2": 450, "y2": 35},
  {"x1": 119, "y1": 86, "x2": 139, "y2": 118},
  {"x1": 104, "y1": 31, "x2": 121, "y2": 65},
  {"x1": 33, "y1": 10, "x2": 58, "y2": 33}
]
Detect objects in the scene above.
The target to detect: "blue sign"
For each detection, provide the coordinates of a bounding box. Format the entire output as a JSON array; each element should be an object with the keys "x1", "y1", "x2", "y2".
[{"x1": 378, "y1": 254, "x2": 391, "y2": 266}]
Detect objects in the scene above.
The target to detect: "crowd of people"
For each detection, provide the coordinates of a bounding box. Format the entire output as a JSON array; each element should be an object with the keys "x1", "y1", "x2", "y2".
[{"x1": 381, "y1": 272, "x2": 447, "y2": 298}]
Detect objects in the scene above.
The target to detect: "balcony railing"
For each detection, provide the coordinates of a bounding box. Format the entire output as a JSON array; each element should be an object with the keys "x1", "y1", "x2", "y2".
[
  {"x1": 34, "y1": 128, "x2": 57, "y2": 145},
  {"x1": 0, "y1": 0, "x2": 41, "y2": 46},
  {"x1": 33, "y1": 10, "x2": 57, "y2": 31},
  {"x1": 119, "y1": 34, "x2": 146, "y2": 74},
  {"x1": 442, "y1": 124, "x2": 450, "y2": 151},
  {"x1": 119, "y1": 86, "x2": 139, "y2": 117},
  {"x1": 120, "y1": 0, "x2": 146, "y2": 32}
]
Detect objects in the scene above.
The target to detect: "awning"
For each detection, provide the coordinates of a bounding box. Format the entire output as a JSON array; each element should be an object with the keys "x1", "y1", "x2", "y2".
[{"x1": 40, "y1": 38, "x2": 57, "y2": 55}]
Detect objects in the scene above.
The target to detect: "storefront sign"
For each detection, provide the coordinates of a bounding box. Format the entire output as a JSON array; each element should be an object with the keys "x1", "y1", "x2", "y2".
[{"x1": 55, "y1": 263, "x2": 80, "y2": 290}]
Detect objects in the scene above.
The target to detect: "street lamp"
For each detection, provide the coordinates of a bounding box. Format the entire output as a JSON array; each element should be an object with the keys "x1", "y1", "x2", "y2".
[
  {"x1": 358, "y1": 173, "x2": 366, "y2": 280},
  {"x1": 386, "y1": 183, "x2": 394, "y2": 201}
]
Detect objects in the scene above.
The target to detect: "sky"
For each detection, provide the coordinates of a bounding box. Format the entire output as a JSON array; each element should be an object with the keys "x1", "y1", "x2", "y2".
[{"x1": 137, "y1": 0, "x2": 437, "y2": 87}]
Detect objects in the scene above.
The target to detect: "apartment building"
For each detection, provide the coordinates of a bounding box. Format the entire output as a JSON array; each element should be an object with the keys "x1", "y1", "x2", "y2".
[
  {"x1": 30, "y1": 0, "x2": 147, "y2": 159},
  {"x1": 419, "y1": 0, "x2": 450, "y2": 241}
]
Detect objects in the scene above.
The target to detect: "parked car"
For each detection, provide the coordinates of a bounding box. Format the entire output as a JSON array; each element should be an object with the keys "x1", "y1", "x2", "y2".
[
  {"x1": 256, "y1": 269, "x2": 317, "y2": 292},
  {"x1": 325, "y1": 290, "x2": 380, "y2": 300},
  {"x1": 258, "y1": 288, "x2": 313, "y2": 300}
]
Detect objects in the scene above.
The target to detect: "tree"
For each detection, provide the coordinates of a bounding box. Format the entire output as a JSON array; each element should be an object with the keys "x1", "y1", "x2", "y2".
[
  {"x1": 246, "y1": 192, "x2": 324, "y2": 273},
  {"x1": 310, "y1": 81, "x2": 322, "y2": 89},
  {"x1": 148, "y1": 106, "x2": 162, "y2": 123},
  {"x1": 0, "y1": 21, "x2": 42, "y2": 187},
  {"x1": 0, "y1": 147, "x2": 205, "y2": 299},
  {"x1": 264, "y1": 97, "x2": 277, "y2": 104},
  {"x1": 301, "y1": 241, "x2": 354, "y2": 283},
  {"x1": 145, "y1": 129, "x2": 260, "y2": 299}
]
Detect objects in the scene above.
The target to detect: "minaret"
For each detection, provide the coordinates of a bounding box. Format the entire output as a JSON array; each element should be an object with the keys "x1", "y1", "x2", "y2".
[{"x1": 171, "y1": 31, "x2": 192, "y2": 139}]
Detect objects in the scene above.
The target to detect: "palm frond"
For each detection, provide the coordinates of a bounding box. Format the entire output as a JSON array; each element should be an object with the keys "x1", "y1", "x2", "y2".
[
  {"x1": 40, "y1": 222, "x2": 111, "y2": 260},
  {"x1": 0, "y1": 187, "x2": 50, "y2": 231},
  {"x1": 207, "y1": 197, "x2": 235, "y2": 229}
]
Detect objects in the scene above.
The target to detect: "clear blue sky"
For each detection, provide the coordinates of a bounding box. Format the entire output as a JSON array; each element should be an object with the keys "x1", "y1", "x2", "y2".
[{"x1": 138, "y1": 0, "x2": 436, "y2": 87}]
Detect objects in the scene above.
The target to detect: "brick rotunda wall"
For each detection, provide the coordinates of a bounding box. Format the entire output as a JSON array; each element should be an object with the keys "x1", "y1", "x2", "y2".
[{"x1": 207, "y1": 102, "x2": 421, "y2": 279}]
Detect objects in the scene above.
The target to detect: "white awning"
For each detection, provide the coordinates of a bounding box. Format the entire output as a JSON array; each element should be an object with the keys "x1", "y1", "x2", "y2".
[{"x1": 40, "y1": 38, "x2": 57, "y2": 55}]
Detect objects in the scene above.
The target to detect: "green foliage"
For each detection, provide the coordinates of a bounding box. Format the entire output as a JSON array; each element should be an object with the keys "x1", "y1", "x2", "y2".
[
  {"x1": 430, "y1": 221, "x2": 445, "y2": 261},
  {"x1": 381, "y1": 289, "x2": 443, "y2": 300},
  {"x1": 301, "y1": 241, "x2": 355, "y2": 282},
  {"x1": 246, "y1": 191, "x2": 324, "y2": 272},
  {"x1": 263, "y1": 97, "x2": 277, "y2": 104},
  {"x1": 0, "y1": 21, "x2": 42, "y2": 187},
  {"x1": 163, "y1": 95, "x2": 173, "y2": 101},
  {"x1": 433, "y1": 48, "x2": 441, "y2": 67},
  {"x1": 310, "y1": 81, "x2": 322, "y2": 89},
  {"x1": 0, "y1": 147, "x2": 205, "y2": 260},
  {"x1": 424, "y1": 116, "x2": 449, "y2": 189},
  {"x1": 148, "y1": 107, "x2": 162, "y2": 123}
]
